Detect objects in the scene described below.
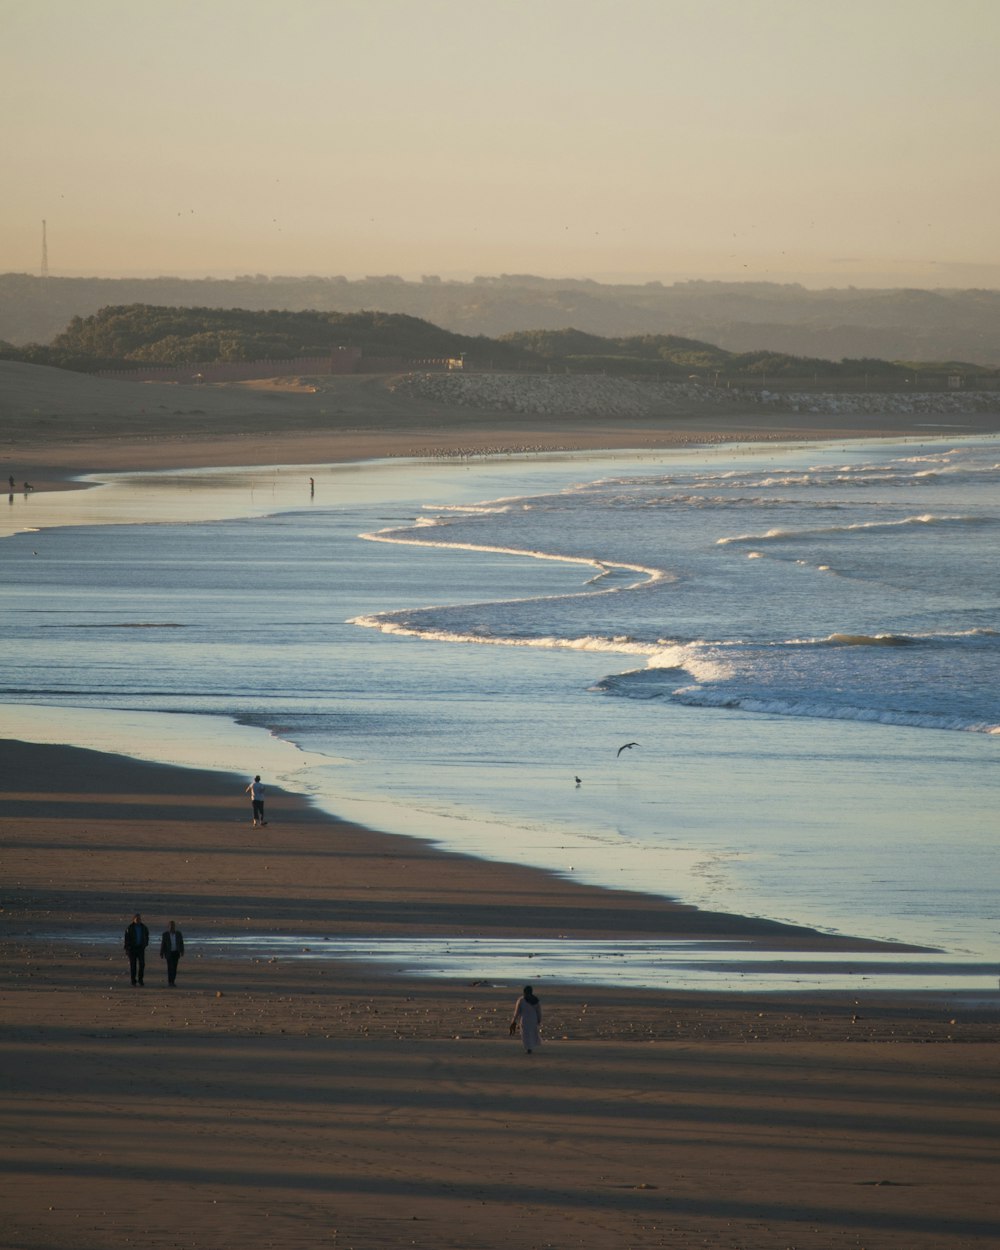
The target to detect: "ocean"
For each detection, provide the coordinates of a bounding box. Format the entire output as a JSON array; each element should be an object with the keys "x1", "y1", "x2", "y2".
[{"x1": 3, "y1": 436, "x2": 998, "y2": 992}]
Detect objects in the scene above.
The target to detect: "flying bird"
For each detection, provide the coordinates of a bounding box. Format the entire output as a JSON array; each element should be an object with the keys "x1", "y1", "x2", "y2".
[{"x1": 617, "y1": 742, "x2": 640, "y2": 757}]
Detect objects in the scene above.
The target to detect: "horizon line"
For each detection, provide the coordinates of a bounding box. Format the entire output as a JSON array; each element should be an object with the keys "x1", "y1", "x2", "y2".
[{"x1": 4, "y1": 268, "x2": 1000, "y2": 295}]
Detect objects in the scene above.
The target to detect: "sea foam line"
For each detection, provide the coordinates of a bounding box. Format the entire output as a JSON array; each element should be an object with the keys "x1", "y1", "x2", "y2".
[
  {"x1": 352, "y1": 526, "x2": 668, "y2": 644},
  {"x1": 347, "y1": 620, "x2": 668, "y2": 657},
  {"x1": 716, "y1": 512, "x2": 991, "y2": 546},
  {"x1": 360, "y1": 525, "x2": 662, "y2": 584}
]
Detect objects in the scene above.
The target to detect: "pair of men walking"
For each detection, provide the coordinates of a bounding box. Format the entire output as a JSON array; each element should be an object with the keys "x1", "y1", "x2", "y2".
[{"x1": 123, "y1": 914, "x2": 184, "y2": 986}]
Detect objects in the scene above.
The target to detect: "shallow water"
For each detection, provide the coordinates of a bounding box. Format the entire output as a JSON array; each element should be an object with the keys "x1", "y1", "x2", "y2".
[
  {"x1": 3, "y1": 440, "x2": 998, "y2": 986},
  {"x1": 52, "y1": 933, "x2": 999, "y2": 994}
]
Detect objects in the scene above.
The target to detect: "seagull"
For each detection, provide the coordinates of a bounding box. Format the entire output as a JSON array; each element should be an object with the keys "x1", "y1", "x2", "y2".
[
  {"x1": 617, "y1": 742, "x2": 640, "y2": 757},
  {"x1": 575, "y1": 776, "x2": 582, "y2": 786}
]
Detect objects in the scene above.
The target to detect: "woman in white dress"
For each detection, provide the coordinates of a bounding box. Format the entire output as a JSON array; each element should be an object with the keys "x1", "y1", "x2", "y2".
[{"x1": 510, "y1": 985, "x2": 542, "y2": 1053}]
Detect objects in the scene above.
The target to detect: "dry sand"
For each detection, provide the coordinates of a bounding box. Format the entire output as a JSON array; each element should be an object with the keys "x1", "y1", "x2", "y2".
[
  {"x1": 2, "y1": 361, "x2": 999, "y2": 1248},
  {"x1": 6, "y1": 358, "x2": 1000, "y2": 489}
]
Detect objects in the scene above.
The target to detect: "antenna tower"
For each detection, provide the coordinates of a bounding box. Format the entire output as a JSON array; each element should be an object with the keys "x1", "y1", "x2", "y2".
[{"x1": 40, "y1": 220, "x2": 49, "y2": 278}]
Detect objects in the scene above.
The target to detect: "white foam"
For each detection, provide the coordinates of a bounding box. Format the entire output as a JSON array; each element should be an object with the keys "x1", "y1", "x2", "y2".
[
  {"x1": 716, "y1": 513, "x2": 990, "y2": 545},
  {"x1": 349, "y1": 618, "x2": 664, "y2": 657},
  {"x1": 360, "y1": 526, "x2": 664, "y2": 585}
]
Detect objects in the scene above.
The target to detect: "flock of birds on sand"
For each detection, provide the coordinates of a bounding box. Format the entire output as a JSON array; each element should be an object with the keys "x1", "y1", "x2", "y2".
[{"x1": 575, "y1": 742, "x2": 639, "y2": 785}]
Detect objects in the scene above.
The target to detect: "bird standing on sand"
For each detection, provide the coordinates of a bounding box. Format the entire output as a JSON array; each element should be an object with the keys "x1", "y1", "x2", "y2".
[{"x1": 617, "y1": 742, "x2": 640, "y2": 757}]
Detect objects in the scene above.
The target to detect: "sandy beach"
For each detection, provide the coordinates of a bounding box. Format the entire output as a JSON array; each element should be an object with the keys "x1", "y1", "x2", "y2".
[
  {"x1": 6, "y1": 358, "x2": 1000, "y2": 489},
  {"x1": 2, "y1": 362, "x2": 999, "y2": 1248},
  {"x1": 2, "y1": 739, "x2": 998, "y2": 1250}
]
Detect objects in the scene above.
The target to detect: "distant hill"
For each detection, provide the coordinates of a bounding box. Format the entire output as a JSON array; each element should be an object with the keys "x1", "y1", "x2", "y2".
[
  {"x1": 2, "y1": 304, "x2": 996, "y2": 387},
  {"x1": 36, "y1": 306, "x2": 517, "y2": 370},
  {"x1": 5, "y1": 272, "x2": 1000, "y2": 365}
]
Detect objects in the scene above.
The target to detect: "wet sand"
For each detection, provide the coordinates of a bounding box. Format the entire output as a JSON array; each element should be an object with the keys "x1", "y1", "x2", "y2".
[
  {"x1": 2, "y1": 361, "x2": 999, "y2": 1247},
  {"x1": 2, "y1": 739, "x2": 998, "y2": 1250}
]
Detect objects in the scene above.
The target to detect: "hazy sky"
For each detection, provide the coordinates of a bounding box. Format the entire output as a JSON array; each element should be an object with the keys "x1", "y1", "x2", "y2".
[{"x1": 3, "y1": 0, "x2": 999, "y2": 287}]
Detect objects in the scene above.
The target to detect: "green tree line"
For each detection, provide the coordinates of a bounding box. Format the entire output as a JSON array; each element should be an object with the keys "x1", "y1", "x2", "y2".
[{"x1": 1, "y1": 304, "x2": 994, "y2": 383}]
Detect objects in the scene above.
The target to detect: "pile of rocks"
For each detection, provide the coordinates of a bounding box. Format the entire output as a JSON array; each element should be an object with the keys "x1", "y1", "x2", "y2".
[
  {"x1": 386, "y1": 371, "x2": 741, "y2": 417},
  {"x1": 762, "y1": 388, "x2": 1000, "y2": 416},
  {"x1": 388, "y1": 370, "x2": 1000, "y2": 419}
]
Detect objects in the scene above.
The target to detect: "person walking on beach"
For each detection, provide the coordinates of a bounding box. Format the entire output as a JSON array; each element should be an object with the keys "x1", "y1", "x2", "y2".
[
  {"x1": 160, "y1": 920, "x2": 185, "y2": 987},
  {"x1": 246, "y1": 775, "x2": 267, "y2": 826},
  {"x1": 510, "y1": 985, "x2": 542, "y2": 1053},
  {"x1": 124, "y1": 912, "x2": 149, "y2": 986}
]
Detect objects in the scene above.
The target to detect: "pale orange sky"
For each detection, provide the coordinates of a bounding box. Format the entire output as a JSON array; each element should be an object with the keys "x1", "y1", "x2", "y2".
[{"x1": 3, "y1": 0, "x2": 999, "y2": 287}]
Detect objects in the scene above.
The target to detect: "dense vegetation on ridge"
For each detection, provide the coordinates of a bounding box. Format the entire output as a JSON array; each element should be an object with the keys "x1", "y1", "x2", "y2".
[
  {"x1": 6, "y1": 272, "x2": 1000, "y2": 364},
  {"x1": 0, "y1": 306, "x2": 518, "y2": 373},
  {"x1": 1, "y1": 303, "x2": 996, "y2": 385},
  {"x1": 495, "y1": 327, "x2": 978, "y2": 382}
]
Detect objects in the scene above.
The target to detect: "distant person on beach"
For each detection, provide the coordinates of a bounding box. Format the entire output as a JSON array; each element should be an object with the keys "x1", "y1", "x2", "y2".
[
  {"x1": 509, "y1": 985, "x2": 542, "y2": 1053},
  {"x1": 246, "y1": 775, "x2": 267, "y2": 826},
  {"x1": 309, "y1": 476, "x2": 315, "y2": 495},
  {"x1": 7, "y1": 475, "x2": 13, "y2": 491},
  {"x1": 124, "y1": 913, "x2": 150, "y2": 986},
  {"x1": 159, "y1": 920, "x2": 185, "y2": 986}
]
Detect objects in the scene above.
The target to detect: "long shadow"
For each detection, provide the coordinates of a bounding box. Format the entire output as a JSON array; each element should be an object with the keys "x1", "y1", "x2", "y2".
[
  {"x1": 3, "y1": 1034, "x2": 996, "y2": 1144},
  {"x1": 0, "y1": 839, "x2": 360, "y2": 860},
  {"x1": 2, "y1": 801, "x2": 280, "y2": 822},
  {"x1": 3, "y1": 886, "x2": 931, "y2": 947},
  {"x1": 9, "y1": 1096, "x2": 992, "y2": 1172},
  {"x1": 1, "y1": 1156, "x2": 997, "y2": 1238}
]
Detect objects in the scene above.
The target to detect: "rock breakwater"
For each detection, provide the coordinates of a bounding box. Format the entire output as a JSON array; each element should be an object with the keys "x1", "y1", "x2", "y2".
[
  {"x1": 387, "y1": 371, "x2": 734, "y2": 417},
  {"x1": 388, "y1": 370, "x2": 1000, "y2": 419}
]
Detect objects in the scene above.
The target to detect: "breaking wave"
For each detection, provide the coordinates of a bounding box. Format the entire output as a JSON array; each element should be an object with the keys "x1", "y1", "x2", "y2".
[
  {"x1": 348, "y1": 619, "x2": 666, "y2": 657},
  {"x1": 359, "y1": 523, "x2": 665, "y2": 589},
  {"x1": 716, "y1": 513, "x2": 992, "y2": 546},
  {"x1": 589, "y1": 629, "x2": 1000, "y2": 733}
]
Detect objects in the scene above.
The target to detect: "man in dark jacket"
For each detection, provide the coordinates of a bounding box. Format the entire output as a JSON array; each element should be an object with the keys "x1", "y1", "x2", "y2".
[
  {"x1": 159, "y1": 921, "x2": 185, "y2": 987},
  {"x1": 124, "y1": 913, "x2": 149, "y2": 985}
]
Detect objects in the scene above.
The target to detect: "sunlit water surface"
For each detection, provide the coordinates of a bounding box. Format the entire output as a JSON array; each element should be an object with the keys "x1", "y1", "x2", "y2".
[{"x1": 3, "y1": 441, "x2": 999, "y2": 991}]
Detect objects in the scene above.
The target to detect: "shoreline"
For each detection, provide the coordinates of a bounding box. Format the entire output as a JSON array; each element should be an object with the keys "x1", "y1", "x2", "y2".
[
  {"x1": 4, "y1": 365, "x2": 999, "y2": 1248},
  {"x1": 12, "y1": 408, "x2": 1000, "y2": 492},
  {"x1": 3, "y1": 406, "x2": 995, "y2": 982},
  {"x1": 1, "y1": 736, "x2": 914, "y2": 954},
  {"x1": 0, "y1": 415, "x2": 943, "y2": 494},
  {"x1": 3, "y1": 734, "x2": 991, "y2": 1007},
  {"x1": 3, "y1": 738, "x2": 998, "y2": 1250},
  {"x1": 4, "y1": 360, "x2": 1000, "y2": 492},
  {"x1": 2, "y1": 733, "x2": 992, "y2": 1014}
]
